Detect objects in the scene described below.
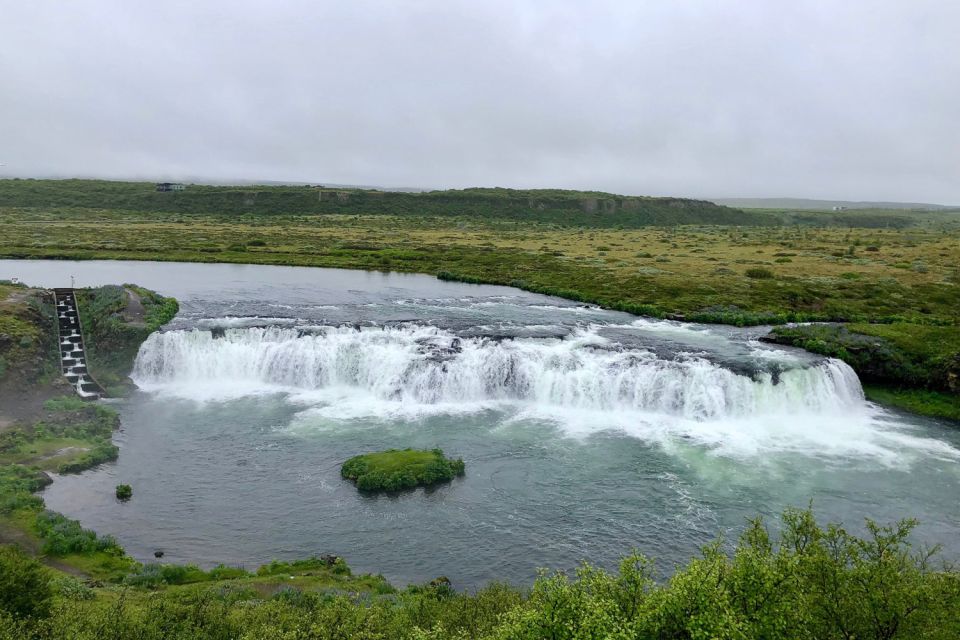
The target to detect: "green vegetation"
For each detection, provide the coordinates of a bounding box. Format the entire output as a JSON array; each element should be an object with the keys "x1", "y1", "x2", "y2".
[
  {"x1": 0, "y1": 396, "x2": 120, "y2": 474},
  {"x1": 1, "y1": 181, "x2": 957, "y2": 328},
  {"x1": 745, "y1": 266, "x2": 775, "y2": 279},
  {"x1": 0, "y1": 283, "x2": 58, "y2": 388},
  {"x1": 768, "y1": 323, "x2": 960, "y2": 397},
  {"x1": 33, "y1": 510, "x2": 120, "y2": 556},
  {"x1": 864, "y1": 385, "x2": 960, "y2": 422},
  {"x1": 53, "y1": 440, "x2": 118, "y2": 475},
  {"x1": 74, "y1": 285, "x2": 178, "y2": 391},
  {"x1": 341, "y1": 448, "x2": 465, "y2": 491},
  {"x1": 0, "y1": 507, "x2": 958, "y2": 638},
  {"x1": 0, "y1": 465, "x2": 47, "y2": 515},
  {"x1": 0, "y1": 455, "x2": 135, "y2": 581},
  {"x1": 0, "y1": 545, "x2": 51, "y2": 620},
  {"x1": 115, "y1": 484, "x2": 132, "y2": 500},
  {"x1": 0, "y1": 178, "x2": 771, "y2": 228}
]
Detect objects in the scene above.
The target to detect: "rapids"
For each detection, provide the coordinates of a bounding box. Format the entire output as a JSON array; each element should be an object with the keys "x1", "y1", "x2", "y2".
[{"x1": 133, "y1": 325, "x2": 864, "y2": 418}]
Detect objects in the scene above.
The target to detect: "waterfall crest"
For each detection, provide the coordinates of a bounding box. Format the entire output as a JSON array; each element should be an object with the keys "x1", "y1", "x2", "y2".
[{"x1": 133, "y1": 326, "x2": 864, "y2": 420}]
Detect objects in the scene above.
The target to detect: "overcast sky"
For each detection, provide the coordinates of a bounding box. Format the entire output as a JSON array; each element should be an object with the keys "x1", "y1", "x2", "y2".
[{"x1": 1, "y1": 1, "x2": 958, "y2": 203}]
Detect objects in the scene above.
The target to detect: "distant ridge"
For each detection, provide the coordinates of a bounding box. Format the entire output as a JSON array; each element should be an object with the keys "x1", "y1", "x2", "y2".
[
  {"x1": 0, "y1": 178, "x2": 766, "y2": 228},
  {"x1": 710, "y1": 197, "x2": 957, "y2": 211}
]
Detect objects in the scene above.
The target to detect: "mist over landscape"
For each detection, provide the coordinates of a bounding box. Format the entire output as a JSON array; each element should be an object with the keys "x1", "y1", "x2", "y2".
[{"x1": 1, "y1": 1, "x2": 959, "y2": 203}]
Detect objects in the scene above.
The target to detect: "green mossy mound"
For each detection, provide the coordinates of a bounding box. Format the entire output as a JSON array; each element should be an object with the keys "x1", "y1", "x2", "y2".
[{"x1": 341, "y1": 448, "x2": 465, "y2": 492}]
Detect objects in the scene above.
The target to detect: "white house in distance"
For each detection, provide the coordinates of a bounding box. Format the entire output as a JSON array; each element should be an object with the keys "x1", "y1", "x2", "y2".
[{"x1": 155, "y1": 182, "x2": 185, "y2": 192}]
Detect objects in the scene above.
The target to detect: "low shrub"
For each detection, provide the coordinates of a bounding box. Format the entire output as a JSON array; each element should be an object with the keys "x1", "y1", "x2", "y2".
[
  {"x1": 766, "y1": 323, "x2": 960, "y2": 395},
  {"x1": 115, "y1": 484, "x2": 132, "y2": 500},
  {"x1": 0, "y1": 545, "x2": 52, "y2": 619},
  {"x1": 8, "y1": 508, "x2": 960, "y2": 639},
  {"x1": 0, "y1": 466, "x2": 50, "y2": 514},
  {"x1": 124, "y1": 563, "x2": 211, "y2": 587},
  {"x1": 50, "y1": 575, "x2": 95, "y2": 601},
  {"x1": 256, "y1": 556, "x2": 347, "y2": 577},
  {"x1": 745, "y1": 267, "x2": 774, "y2": 279},
  {"x1": 34, "y1": 510, "x2": 121, "y2": 555},
  {"x1": 56, "y1": 440, "x2": 118, "y2": 474}
]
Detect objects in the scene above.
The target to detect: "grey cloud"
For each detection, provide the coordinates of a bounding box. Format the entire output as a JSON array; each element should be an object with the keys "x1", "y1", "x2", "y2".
[{"x1": 1, "y1": 0, "x2": 958, "y2": 203}]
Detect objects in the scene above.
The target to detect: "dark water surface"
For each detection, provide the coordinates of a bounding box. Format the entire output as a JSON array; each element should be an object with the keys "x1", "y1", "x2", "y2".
[{"x1": 3, "y1": 259, "x2": 959, "y2": 588}]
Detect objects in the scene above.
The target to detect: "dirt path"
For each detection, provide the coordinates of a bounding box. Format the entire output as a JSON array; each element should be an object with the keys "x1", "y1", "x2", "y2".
[
  {"x1": 122, "y1": 287, "x2": 147, "y2": 326},
  {"x1": 0, "y1": 521, "x2": 88, "y2": 578}
]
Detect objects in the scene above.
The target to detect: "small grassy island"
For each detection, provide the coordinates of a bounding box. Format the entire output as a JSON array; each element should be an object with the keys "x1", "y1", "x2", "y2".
[{"x1": 341, "y1": 448, "x2": 465, "y2": 492}]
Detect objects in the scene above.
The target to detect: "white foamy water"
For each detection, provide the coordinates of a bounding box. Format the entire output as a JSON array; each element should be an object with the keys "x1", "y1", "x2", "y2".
[
  {"x1": 129, "y1": 324, "x2": 955, "y2": 461},
  {"x1": 133, "y1": 325, "x2": 860, "y2": 415}
]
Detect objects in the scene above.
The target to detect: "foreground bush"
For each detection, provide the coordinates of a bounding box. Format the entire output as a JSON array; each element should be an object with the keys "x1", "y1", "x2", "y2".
[
  {"x1": 2, "y1": 508, "x2": 959, "y2": 639},
  {"x1": 0, "y1": 546, "x2": 51, "y2": 620},
  {"x1": 33, "y1": 511, "x2": 120, "y2": 556},
  {"x1": 341, "y1": 448, "x2": 465, "y2": 492}
]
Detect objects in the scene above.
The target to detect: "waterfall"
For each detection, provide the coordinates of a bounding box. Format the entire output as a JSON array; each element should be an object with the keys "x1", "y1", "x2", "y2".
[{"x1": 133, "y1": 325, "x2": 864, "y2": 420}]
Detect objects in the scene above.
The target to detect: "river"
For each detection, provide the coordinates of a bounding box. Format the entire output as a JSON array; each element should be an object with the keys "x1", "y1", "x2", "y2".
[{"x1": 3, "y1": 259, "x2": 959, "y2": 588}]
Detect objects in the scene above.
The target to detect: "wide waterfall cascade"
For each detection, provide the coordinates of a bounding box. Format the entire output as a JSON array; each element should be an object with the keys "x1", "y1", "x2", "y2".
[{"x1": 133, "y1": 325, "x2": 864, "y2": 420}]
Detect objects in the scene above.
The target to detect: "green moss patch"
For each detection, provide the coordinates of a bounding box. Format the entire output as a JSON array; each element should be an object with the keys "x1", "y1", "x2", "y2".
[
  {"x1": 341, "y1": 448, "x2": 465, "y2": 492},
  {"x1": 864, "y1": 385, "x2": 960, "y2": 422}
]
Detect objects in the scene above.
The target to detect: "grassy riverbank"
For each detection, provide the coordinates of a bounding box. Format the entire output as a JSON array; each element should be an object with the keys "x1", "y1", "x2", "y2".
[
  {"x1": 767, "y1": 323, "x2": 960, "y2": 419},
  {"x1": 0, "y1": 283, "x2": 174, "y2": 579}
]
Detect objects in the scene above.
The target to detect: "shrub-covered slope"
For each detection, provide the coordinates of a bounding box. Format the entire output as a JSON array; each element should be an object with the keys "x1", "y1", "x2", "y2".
[
  {"x1": 1, "y1": 507, "x2": 959, "y2": 639},
  {"x1": 0, "y1": 179, "x2": 770, "y2": 228}
]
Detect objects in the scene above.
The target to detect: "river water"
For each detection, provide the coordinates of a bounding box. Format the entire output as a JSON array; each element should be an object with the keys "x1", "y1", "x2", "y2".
[{"x1": 3, "y1": 259, "x2": 960, "y2": 588}]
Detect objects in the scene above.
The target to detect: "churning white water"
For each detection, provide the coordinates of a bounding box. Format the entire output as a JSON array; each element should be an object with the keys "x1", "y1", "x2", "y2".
[
  {"x1": 134, "y1": 325, "x2": 863, "y2": 418},
  {"x1": 127, "y1": 323, "x2": 958, "y2": 462}
]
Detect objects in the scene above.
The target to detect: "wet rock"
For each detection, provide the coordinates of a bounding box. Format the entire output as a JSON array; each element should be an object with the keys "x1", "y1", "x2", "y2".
[{"x1": 154, "y1": 550, "x2": 164, "y2": 559}]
